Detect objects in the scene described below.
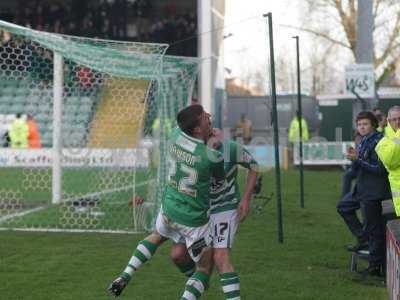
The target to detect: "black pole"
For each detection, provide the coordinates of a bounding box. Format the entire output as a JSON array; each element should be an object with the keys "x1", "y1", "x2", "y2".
[
  {"x1": 293, "y1": 36, "x2": 305, "y2": 209},
  {"x1": 264, "y1": 12, "x2": 283, "y2": 243}
]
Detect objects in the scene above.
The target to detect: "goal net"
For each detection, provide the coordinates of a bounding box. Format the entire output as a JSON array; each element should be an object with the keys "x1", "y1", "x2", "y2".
[{"x1": 0, "y1": 21, "x2": 198, "y2": 234}]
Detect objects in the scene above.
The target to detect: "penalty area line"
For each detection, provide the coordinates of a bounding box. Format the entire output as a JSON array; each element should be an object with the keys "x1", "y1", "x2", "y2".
[{"x1": 0, "y1": 206, "x2": 47, "y2": 224}]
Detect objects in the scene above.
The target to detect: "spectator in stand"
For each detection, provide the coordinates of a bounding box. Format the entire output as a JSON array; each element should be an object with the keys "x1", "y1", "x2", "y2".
[
  {"x1": 11, "y1": 0, "x2": 197, "y2": 57},
  {"x1": 76, "y1": 65, "x2": 93, "y2": 92},
  {"x1": 27, "y1": 115, "x2": 41, "y2": 148},
  {"x1": 135, "y1": 0, "x2": 152, "y2": 38},
  {"x1": 9, "y1": 113, "x2": 29, "y2": 149},
  {"x1": 337, "y1": 111, "x2": 391, "y2": 277}
]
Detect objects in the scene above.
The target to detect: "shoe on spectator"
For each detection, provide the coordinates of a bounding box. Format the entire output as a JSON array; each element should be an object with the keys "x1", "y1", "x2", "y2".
[
  {"x1": 359, "y1": 264, "x2": 384, "y2": 278},
  {"x1": 346, "y1": 240, "x2": 368, "y2": 252}
]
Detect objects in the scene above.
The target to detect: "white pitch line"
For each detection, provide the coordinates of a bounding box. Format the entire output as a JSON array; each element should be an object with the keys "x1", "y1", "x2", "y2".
[
  {"x1": 0, "y1": 179, "x2": 155, "y2": 224},
  {"x1": 0, "y1": 227, "x2": 145, "y2": 234},
  {"x1": 0, "y1": 180, "x2": 155, "y2": 225},
  {"x1": 62, "y1": 179, "x2": 155, "y2": 203},
  {"x1": 0, "y1": 206, "x2": 47, "y2": 224}
]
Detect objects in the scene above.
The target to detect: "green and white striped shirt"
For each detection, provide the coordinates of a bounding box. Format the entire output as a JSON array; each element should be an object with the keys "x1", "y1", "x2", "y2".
[{"x1": 210, "y1": 140, "x2": 258, "y2": 214}]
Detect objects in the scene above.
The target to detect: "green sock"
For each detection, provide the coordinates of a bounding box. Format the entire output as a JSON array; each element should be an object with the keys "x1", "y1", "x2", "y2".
[
  {"x1": 177, "y1": 260, "x2": 196, "y2": 277},
  {"x1": 181, "y1": 271, "x2": 210, "y2": 300},
  {"x1": 121, "y1": 240, "x2": 158, "y2": 281},
  {"x1": 220, "y1": 272, "x2": 240, "y2": 300}
]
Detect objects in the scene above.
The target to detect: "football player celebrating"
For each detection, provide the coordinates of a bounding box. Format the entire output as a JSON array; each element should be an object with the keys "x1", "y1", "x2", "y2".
[
  {"x1": 108, "y1": 105, "x2": 225, "y2": 300},
  {"x1": 170, "y1": 127, "x2": 259, "y2": 300}
]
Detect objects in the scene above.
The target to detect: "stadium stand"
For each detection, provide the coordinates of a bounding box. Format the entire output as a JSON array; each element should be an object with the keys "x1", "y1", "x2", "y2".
[
  {"x1": 0, "y1": 79, "x2": 98, "y2": 147},
  {"x1": 8, "y1": 0, "x2": 197, "y2": 57}
]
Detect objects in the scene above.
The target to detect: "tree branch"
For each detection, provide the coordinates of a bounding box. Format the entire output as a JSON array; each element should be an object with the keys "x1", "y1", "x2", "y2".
[
  {"x1": 373, "y1": 0, "x2": 384, "y2": 21},
  {"x1": 333, "y1": 0, "x2": 357, "y2": 54},
  {"x1": 279, "y1": 24, "x2": 351, "y2": 49},
  {"x1": 376, "y1": 55, "x2": 400, "y2": 87},
  {"x1": 375, "y1": 11, "x2": 400, "y2": 67}
]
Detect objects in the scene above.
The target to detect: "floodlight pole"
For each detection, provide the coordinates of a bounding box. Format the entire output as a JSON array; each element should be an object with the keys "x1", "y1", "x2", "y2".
[
  {"x1": 264, "y1": 13, "x2": 284, "y2": 243},
  {"x1": 293, "y1": 36, "x2": 304, "y2": 209}
]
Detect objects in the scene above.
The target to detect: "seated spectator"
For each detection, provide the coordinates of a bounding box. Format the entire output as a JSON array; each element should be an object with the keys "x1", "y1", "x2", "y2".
[
  {"x1": 337, "y1": 111, "x2": 391, "y2": 277},
  {"x1": 341, "y1": 131, "x2": 362, "y2": 197}
]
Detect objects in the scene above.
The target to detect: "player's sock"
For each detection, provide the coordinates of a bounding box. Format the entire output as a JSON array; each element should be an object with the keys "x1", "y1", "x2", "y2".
[
  {"x1": 177, "y1": 260, "x2": 196, "y2": 277},
  {"x1": 121, "y1": 240, "x2": 158, "y2": 281},
  {"x1": 220, "y1": 272, "x2": 240, "y2": 300},
  {"x1": 181, "y1": 271, "x2": 209, "y2": 300}
]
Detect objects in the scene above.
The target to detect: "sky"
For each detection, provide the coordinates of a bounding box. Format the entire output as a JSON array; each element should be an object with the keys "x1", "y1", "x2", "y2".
[{"x1": 223, "y1": 0, "x2": 302, "y2": 82}]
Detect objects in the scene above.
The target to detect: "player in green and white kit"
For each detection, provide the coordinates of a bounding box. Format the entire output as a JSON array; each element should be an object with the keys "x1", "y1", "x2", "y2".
[
  {"x1": 170, "y1": 128, "x2": 259, "y2": 300},
  {"x1": 108, "y1": 105, "x2": 225, "y2": 300}
]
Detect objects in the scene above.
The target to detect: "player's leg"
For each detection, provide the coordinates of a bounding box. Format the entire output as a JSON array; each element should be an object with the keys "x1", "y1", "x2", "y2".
[
  {"x1": 170, "y1": 242, "x2": 196, "y2": 277},
  {"x1": 108, "y1": 212, "x2": 176, "y2": 297},
  {"x1": 108, "y1": 232, "x2": 167, "y2": 297},
  {"x1": 212, "y1": 210, "x2": 241, "y2": 300},
  {"x1": 180, "y1": 223, "x2": 214, "y2": 300}
]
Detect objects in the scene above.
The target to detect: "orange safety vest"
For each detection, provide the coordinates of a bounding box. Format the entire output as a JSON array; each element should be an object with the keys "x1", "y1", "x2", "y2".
[{"x1": 27, "y1": 119, "x2": 42, "y2": 148}]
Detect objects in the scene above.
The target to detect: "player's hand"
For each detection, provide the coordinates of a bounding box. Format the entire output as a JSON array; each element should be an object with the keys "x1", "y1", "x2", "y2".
[
  {"x1": 128, "y1": 196, "x2": 145, "y2": 207},
  {"x1": 208, "y1": 128, "x2": 223, "y2": 149},
  {"x1": 238, "y1": 200, "x2": 250, "y2": 222}
]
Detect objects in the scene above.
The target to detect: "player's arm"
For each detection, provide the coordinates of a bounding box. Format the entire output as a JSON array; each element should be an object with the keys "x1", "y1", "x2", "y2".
[
  {"x1": 235, "y1": 143, "x2": 259, "y2": 221},
  {"x1": 239, "y1": 169, "x2": 258, "y2": 222}
]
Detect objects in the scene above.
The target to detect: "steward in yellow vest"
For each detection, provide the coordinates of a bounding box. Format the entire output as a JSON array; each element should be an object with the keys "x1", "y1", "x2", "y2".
[
  {"x1": 289, "y1": 115, "x2": 309, "y2": 143},
  {"x1": 375, "y1": 106, "x2": 400, "y2": 216},
  {"x1": 9, "y1": 114, "x2": 29, "y2": 148}
]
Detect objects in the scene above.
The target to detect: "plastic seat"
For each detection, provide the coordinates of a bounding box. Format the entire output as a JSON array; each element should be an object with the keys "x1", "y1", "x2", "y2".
[{"x1": 75, "y1": 113, "x2": 90, "y2": 124}]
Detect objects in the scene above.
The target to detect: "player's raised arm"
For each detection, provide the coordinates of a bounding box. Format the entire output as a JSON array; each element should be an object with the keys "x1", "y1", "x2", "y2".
[{"x1": 234, "y1": 142, "x2": 259, "y2": 221}]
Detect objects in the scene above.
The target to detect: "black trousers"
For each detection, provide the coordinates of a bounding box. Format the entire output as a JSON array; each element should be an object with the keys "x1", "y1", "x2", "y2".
[
  {"x1": 341, "y1": 167, "x2": 357, "y2": 198},
  {"x1": 337, "y1": 193, "x2": 385, "y2": 267}
]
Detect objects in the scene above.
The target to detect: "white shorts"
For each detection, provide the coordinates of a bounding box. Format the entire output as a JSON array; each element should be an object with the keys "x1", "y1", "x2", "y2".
[
  {"x1": 211, "y1": 209, "x2": 239, "y2": 249},
  {"x1": 155, "y1": 211, "x2": 212, "y2": 262}
]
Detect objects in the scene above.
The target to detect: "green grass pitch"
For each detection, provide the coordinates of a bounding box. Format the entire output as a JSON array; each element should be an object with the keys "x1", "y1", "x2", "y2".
[
  {"x1": 0, "y1": 170, "x2": 387, "y2": 299},
  {"x1": 0, "y1": 167, "x2": 155, "y2": 231}
]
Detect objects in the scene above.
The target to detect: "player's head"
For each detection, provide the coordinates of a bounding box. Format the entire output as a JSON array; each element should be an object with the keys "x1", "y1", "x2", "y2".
[
  {"x1": 177, "y1": 104, "x2": 211, "y2": 142},
  {"x1": 355, "y1": 111, "x2": 378, "y2": 136}
]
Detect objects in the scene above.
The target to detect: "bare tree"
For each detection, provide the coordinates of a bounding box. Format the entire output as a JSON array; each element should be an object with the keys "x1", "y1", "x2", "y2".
[{"x1": 290, "y1": 0, "x2": 400, "y2": 87}]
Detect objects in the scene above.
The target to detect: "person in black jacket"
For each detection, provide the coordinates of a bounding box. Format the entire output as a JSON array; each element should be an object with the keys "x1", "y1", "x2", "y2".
[{"x1": 337, "y1": 111, "x2": 391, "y2": 276}]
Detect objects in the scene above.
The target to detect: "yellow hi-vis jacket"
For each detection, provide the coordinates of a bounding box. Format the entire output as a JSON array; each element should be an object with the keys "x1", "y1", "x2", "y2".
[
  {"x1": 375, "y1": 123, "x2": 400, "y2": 216},
  {"x1": 152, "y1": 118, "x2": 172, "y2": 137},
  {"x1": 289, "y1": 117, "x2": 309, "y2": 143},
  {"x1": 9, "y1": 118, "x2": 29, "y2": 148}
]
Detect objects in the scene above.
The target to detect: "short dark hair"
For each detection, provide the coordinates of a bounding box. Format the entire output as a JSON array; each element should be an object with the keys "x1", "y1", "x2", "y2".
[
  {"x1": 177, "y1": 104, "x2": 204, "y2": 135},
  {"x1": 356, "y1": 111, "x2": 378, "y2": 129},
  {"x1": 372, "y1": 107, "x2": 381, "y2": 113}
]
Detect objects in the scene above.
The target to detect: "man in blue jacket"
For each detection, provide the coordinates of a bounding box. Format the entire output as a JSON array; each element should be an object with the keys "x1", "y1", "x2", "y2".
[{"x1": 337, "y1": 111, "x2": 391, "y2": 276}]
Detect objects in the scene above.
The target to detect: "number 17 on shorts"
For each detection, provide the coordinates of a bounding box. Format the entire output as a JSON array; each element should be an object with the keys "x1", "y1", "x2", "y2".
[{"x1": 211, "y1": 209, "x2": 239, "y2": 249}]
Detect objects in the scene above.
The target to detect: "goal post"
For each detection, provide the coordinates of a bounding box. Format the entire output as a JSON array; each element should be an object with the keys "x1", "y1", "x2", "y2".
[
  {"x1": 0, "y1": 21, "x2": 200, "y2": 234},
  {"x1": 52, "y1": 52, "x2": 62, "y2": 205}
]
